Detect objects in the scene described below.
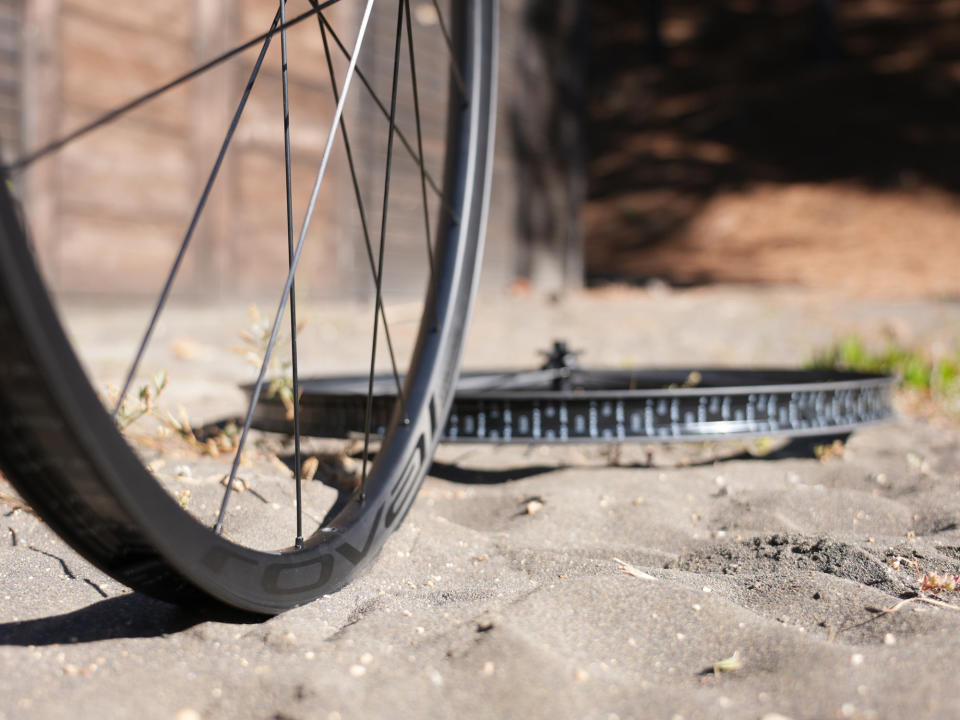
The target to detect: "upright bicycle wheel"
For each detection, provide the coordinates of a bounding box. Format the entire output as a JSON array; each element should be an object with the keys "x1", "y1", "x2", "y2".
[{"x1": 0, "y1": 0, "x2": 497, "y2": 614}]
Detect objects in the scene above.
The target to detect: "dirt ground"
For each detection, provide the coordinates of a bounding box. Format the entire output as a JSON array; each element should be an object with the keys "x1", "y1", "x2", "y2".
[
  {"x1": 2, "y1": 286, "x2": 960, "y2": 720},
  {"x1": 585, "y1": 0, "x2": 960, "y2": 298}
]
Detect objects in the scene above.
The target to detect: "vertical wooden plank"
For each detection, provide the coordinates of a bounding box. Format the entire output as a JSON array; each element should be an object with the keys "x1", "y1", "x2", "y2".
[
  {"x1": 20, "y1": 0, "x2": 61, "y2": 285},
  {"x1": 191, "y1": 0, "x2": 236, "y2": 298},
  {"x1": 510, "y1": 0, "x2": 587, "y2": 293}
]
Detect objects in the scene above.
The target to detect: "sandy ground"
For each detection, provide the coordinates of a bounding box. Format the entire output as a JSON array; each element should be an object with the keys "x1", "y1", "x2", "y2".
[{"x1": 2, "y1": 285, "x2": 960, "y2": 720}]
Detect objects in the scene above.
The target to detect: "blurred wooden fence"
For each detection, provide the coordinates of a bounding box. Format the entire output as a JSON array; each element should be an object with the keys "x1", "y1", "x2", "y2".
[{"x1": 3, "y1": 0, "x2": 586, "y2": 299}]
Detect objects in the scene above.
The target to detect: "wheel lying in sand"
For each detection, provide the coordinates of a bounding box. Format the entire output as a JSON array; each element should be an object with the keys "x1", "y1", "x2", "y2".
[{"x1": 249, "y1": 342, "x2": 896, "y2": 444}]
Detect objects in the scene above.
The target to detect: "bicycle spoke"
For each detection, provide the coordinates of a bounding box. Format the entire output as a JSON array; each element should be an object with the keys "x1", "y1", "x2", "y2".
[
  {"x1": 317, "y1": 13, "x2": 408, "y2": 422},
  {"x1": 279, "y1": 0, "x2": 305, "y2": 550},
  {"x1": 216, "y1": 0, "x2": 378, "y2": 536},
  {"x1": 404, "y1": 0, "x2": 436, "y2": 285},
  {"x1": 360, "y1": 0, "x2": 405, "y2": 501},
  {"x1": 112, "y1": 10, "x2": 281, "y2": 420},
  {"x1": 428, "y1": 0, "x2": 467, "y2": 99},
  {"x1": 316, "y1": 13, "x2": 461, "y2": 226},
  {"x1": 5, "y1": 0, "x2": 345, "y2": 173}
]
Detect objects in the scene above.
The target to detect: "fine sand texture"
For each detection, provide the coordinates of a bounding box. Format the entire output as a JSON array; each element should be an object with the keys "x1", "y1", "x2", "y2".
[{"x1": 1, "y1": 286, "x2": 959, "y2": 720}]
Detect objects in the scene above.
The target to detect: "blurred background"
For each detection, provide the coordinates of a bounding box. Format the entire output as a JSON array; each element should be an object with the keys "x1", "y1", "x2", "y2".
[{"x1": 1, "y1": 0, "x2": 958, "y2": 301}]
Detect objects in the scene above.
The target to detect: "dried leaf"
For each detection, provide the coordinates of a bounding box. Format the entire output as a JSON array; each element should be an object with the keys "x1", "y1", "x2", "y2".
[
  {"x1": 220, "y1": 475, "x2": 248, "y2": 493},
  {"x1": 204, "y1": 438, "x2": 220, "y2": 458},
  {"x1": 301, "y1": 456, "x2": 320, "y2": 481},
  {"x1": 613, "y1": 557, "x2": 658, "y2": 581}
]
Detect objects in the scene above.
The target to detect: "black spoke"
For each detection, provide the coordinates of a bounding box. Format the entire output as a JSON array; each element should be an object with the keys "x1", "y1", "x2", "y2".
[
  {"x1": 428, "y1": 0, "x2": 467, "y2": 98},
  {"x1": 317, "y1": 13, "x2": 460, "y2": 226},
  {"x1": 360, "y1": 0, "x2": 405, "y2": 500},
  {"x1": 279, "y1": 0, "x2": 305, "y2": 550},
  {"x1": 216, "y1": 0, "x2": 378, "y2": 536},
  {"x1": 112, "y1": 10, "x2": 282, "y2": 420},
  {"x1": 404, "y1": 0, "x2": 436, "y2": 284},
  {"x1": 5, "y1": 0, "x2": 345, "y2": 173},
  {"x1": 316, "y1": 11, "x2": 408, "y2": 421}
]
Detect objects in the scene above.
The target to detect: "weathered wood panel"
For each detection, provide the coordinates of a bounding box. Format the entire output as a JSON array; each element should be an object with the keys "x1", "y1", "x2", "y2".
[{"x1": 10, "y1": 0, "x2": 540, "y2": 299}]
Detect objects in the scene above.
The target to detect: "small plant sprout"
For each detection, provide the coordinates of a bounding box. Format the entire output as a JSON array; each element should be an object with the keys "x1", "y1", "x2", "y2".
[
  {"x1": 713, "y1": 651, "x2": 743, "y2": 675},
  {"x1": 234, "y1": 304, "x2": 306, "y2": 421},
  {"x1": 893, "y1": 556, "x2": 960, "y2": 595},
  {"x1": 106, "y1": 371, "x2": 237, "y2": 459},
  {"x1": 814, "y1": 438, "x2": 845, "y2": 462},
  {"x1": 110, "y1": 370, "x2": 169, "y2": 431},
  {"x1": 919, "y1": 571, "x2": 960, "y2": 593},
  {"x1": 176, "y1": 489, "x2": 191, "y2": 509}
]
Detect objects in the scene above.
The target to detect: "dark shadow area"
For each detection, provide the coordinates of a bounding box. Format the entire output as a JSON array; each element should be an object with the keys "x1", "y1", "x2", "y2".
[
  {"x1": 428, "y1": 462, "x2": 560, "y2": 484},
  {"x1": 586, "y1": 0, "x2": 960, "y2": 286},
  {"x1": 427, "y1": 434, "x2": 846, "y2": 484},
  {"x1": 510, "y1": 0, "x2": 588, "y2": 288},
  {"x1": 0, "y1": 594, "x2": 216, "y2": 647}
]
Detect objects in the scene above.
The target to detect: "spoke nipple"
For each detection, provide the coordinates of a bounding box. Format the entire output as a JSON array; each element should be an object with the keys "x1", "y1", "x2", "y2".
[
  {"x1": 403, "y1": 417, "x2": 410, "y2": 426},
  {"x1": 213, "y1": 522, "x2": 223, "y2": 536},
  {"x1": 295, "y1": 536, "x2": 304, "y2": 550}
]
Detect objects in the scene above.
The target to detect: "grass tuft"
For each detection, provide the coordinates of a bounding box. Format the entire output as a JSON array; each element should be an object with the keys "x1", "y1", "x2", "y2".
[{"x1": 808, "y1": 336, "x2": 960, "y2": 418}]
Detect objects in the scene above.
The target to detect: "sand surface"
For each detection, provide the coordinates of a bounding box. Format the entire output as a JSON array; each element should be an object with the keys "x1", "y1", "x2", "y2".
[{"x1": 2, "y1": 286, "x2": 960, "y2": 720}]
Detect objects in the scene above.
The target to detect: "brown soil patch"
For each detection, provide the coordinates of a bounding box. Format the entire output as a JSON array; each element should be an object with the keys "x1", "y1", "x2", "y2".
[{"x1": 586, "y1": 0, "x2": 960, "y2": 298}]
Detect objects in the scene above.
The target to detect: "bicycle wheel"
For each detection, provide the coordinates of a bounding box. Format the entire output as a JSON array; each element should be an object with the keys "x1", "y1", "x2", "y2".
[
  {"x1": 248, "y1": 362, "x2": 895, "y2": 443},
  {"x1": 0, "y1": 0, "x2": 497, "y2": 615}
]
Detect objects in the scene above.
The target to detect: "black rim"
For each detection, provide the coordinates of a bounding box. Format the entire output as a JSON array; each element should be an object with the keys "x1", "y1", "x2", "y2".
[
  {"x1": 249, "y1": 367, "x2": 895, "y2": 444},
  {"x1": 0, "y1": 0, "x2": 497, "y2": 614}
]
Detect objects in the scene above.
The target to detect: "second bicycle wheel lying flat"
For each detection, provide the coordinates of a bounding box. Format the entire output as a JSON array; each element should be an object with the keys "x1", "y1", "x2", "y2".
[
  {"x1": 0, "y1": 0, "x2": 497, "y2": 615},
  {"x1": 249, "y1": 366, "x2": 895, "y2": 443}
]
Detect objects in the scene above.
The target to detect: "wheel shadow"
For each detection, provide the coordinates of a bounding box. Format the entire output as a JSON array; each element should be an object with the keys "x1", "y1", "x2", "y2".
[
  {"x1": 0, "y1": 593, "x2": 252, "y2": 647},
  {"x1": 428, "y1": 434, "x2": 848, "y2": 484}
]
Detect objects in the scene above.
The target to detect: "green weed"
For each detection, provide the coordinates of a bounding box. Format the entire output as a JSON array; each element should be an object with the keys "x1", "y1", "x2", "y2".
[{"x1": 808, "y1": 336, "x2": 960, "y2": 416}]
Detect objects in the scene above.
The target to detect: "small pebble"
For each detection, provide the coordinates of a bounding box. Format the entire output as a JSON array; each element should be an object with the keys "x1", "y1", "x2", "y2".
[
  {"x1": 883, "y1": 633, "x2": 897, "y2": 645},
  {"x1": 850, "y1": 653, "x2": 864, "y2": 666},
  {"x1": 349, "y1": 665, "x2": 366, "y2": 678}
]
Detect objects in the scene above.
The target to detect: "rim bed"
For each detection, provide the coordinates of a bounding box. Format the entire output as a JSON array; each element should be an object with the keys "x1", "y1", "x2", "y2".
[{"x1": 0, "y1": 0, "x2": 498, "y2": 613}]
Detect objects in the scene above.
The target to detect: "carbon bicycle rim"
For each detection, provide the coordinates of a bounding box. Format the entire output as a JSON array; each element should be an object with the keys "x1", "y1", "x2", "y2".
[
  {"x1": 0, "y1": 0, "x2": 497, "y2": 614},
  {"x1": 249, "y1": 368, "x2": 895, "y2": 443}
]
